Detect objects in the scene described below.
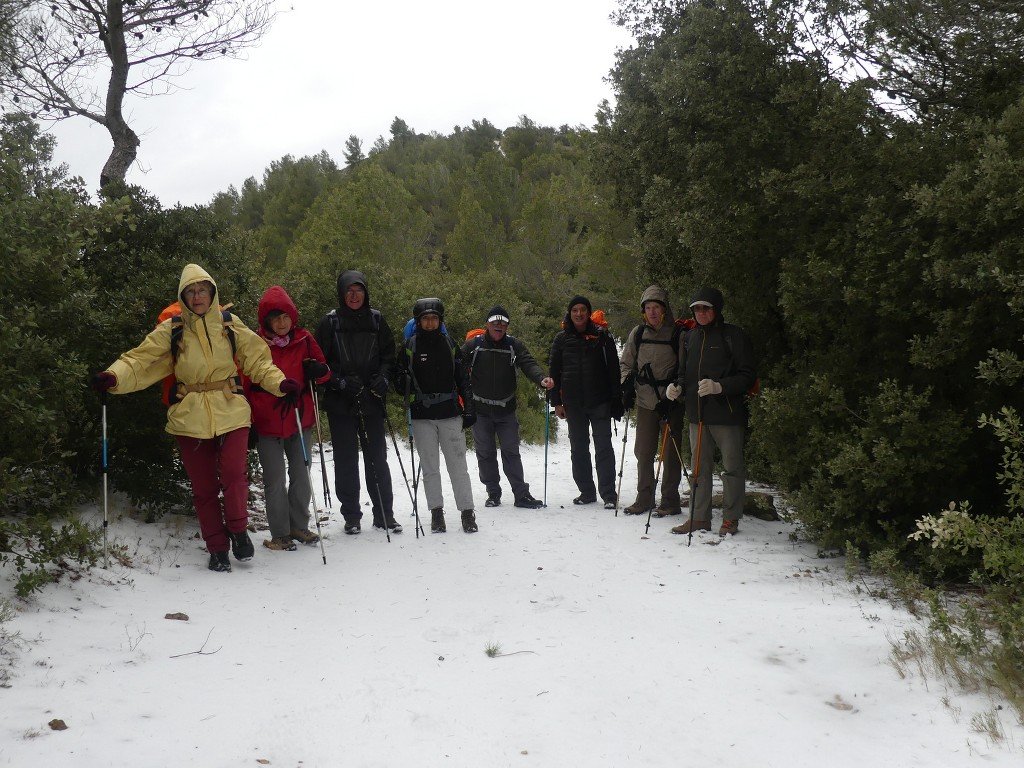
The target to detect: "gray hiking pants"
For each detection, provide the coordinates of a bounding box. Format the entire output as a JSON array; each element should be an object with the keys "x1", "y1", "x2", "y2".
[
  {"x1": 256, "y1": 428, "x2": 313, "y2": 539},
  {"x1": 472, "y1": 411, "x2": 529, "y2": 500},
  {"x1": 688, "y1": 422, "x2": 745, "y2": 522},
  {"x1": 412, "y1": 416, "x2": 475, "y2": 512}
]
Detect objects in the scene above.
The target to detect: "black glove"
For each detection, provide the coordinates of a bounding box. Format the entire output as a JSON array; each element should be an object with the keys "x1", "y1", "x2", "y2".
[
  {"x1": 92, "y1": 371, "x2": 116, "y2": 393},
  {"x1": 610, "y1": 397, "x2": 625, "y2": 421},
  {"x1": 621, "y1": 375, "x2": 636, "y2": 411},
  {"x1": 344, "y1": 375, "x2": 364, "y2": 393},
  {"x1": 654, "y1": 398, "x2": 675, "y2": 418},
  {"x1": 302, "y1": 359, "x2": 329, "y2": 381},
  {"x1": 328, "y1": 373, "x2": 345, "y2": 391},
  {"x1": 462, "y1": 412, "x2": 477, "y2": 430},
  {"x1": 369, "y1": 374, "x2": 389, "y2": 397}
]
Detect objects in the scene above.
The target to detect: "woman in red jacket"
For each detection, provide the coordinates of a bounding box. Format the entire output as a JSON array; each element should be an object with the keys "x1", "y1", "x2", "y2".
[{"x1": 248, "y1": 286, "x2": 332, "y2": 551}]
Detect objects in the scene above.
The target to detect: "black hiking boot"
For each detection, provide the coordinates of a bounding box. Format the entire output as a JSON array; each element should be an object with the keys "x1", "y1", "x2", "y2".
[
  {"x1": 573, "y1": 495, "x2": 597, "y2": 505},
  {"x1": 344, "y1": 519, "x2": 361, "y2": 535},
  {"x1": 373, "y1": 520, "x2": 404, "y2": 534},
  {"x1": 431, "y1": 508, "x2": 446, "y2": 533},
  {"x1": 208, "y1": 551, "x2": 232, "y2": 572},
  {"x1": 461, "y1": 509, "x2": 478, "y2": 533},
  {"x1": 484, "y1": 493, "x2": 502, "y2": 507},
  {"x1": 514, "y1": 493, "x2": 543, "y2": 509},
  {"x1": 228, "y1": 529, "x2": 254, "y2": 561}
]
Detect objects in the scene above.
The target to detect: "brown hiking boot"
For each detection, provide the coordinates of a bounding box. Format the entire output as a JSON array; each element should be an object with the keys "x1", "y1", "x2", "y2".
[
  {"x1": 653, "y1": 505, "x2": 682, "y2": 517},
  {"x1": 290, "y1": 529, "x2": 320, "y2": 545},
  {"x1": 671, "y1": 519, "x2": 712, "y2": 535},
  {"x1": 263, "y1": 536, "x2": 297, "y2": 551},
  {"x1": 623, "y1": 500, "x2": 651, "y2": 515},
  {"x1": 719, "y1": 519, "x2": 739, "y2": 536}
]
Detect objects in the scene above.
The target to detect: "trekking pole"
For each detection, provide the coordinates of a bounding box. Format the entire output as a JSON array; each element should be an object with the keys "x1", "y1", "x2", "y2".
[
  {"x1": 383, "y1": 407, "x2": 417, "y2": 508},
  {"x1": 101, "y1": 392, "x2": 109, "y2": 569},
  {"x1": 310, "y1": 384, "x2": 332, "y2": 513},
  {"x1": 644, "y1": 420, "x2": 671, "y2": 535},
  {"x1": 355, "y1": 397, "x2": 391, "y2": 543},
  {"x1": 614, "y1": 410, "x2": 630, "y2": 517},
  {"x1": 294, "y1": 406, "x2": 327, "y2": 565},
  {"x1": 405, "y1": 377, "x2": 424, "y2": 537},
  {"x1": 543, "y1": 389, "x2": 550, "y2": 508},
  {"x1": 688, "y1": 417, "x2": 704, "y2": 547}
]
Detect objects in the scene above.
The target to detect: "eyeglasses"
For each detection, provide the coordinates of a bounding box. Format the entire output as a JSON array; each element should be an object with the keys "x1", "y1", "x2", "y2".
[{"x1": 184, "y1": 286, "x2": 211, "y2": 298}]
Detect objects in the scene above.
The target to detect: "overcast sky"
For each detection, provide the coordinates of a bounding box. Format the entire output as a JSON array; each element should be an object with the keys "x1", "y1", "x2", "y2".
[{"x1": 47, "y1": 0, "x2": 634, "y2": 207}]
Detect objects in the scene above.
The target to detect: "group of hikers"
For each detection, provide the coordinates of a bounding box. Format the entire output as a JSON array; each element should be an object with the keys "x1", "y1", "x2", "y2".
[{"x1": 92, "y1": 264, "x2": 757, "y2": 573}]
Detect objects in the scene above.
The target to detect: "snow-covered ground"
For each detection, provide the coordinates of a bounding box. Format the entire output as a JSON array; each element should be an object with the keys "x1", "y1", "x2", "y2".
[{"x1": 2, "y1": 424, "x2": 1021, "y2": 767}]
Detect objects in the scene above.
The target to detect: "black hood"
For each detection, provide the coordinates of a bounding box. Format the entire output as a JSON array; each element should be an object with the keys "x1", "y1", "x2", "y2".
[
  {"x1": 336, "y1": 270, "x2": 370, "y2": 308},
  {"x1": 689, "y1": 286, "x2": 725, "y2": 321}
]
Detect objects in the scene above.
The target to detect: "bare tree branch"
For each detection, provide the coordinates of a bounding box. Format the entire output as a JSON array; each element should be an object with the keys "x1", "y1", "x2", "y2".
[{"x1": 0, "y1": 0, "x2": 278, "y2": 189}]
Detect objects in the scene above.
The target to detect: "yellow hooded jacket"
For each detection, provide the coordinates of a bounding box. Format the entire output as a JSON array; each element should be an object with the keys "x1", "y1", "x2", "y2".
[{"x1": 105, "y1": 263, "x2": 287, "y2": 439}]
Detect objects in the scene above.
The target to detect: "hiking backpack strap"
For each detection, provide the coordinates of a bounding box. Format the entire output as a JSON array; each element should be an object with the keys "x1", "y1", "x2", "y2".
[{"x1": 169, "y1": 310, "x2": 241, "y2": 400}]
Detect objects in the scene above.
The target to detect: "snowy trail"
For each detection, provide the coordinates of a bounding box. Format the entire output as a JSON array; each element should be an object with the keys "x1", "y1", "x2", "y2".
[{"x1": 1, "y1": 428, "x2": 1021, "y2": 767}]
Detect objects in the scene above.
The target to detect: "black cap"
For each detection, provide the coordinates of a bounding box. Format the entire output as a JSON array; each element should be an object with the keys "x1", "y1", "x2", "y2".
[{"x1": 487, "y1": 305, "x2": 510, "y2": 324}]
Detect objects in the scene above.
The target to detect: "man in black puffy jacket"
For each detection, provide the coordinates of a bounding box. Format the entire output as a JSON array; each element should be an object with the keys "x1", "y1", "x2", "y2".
[
  {"x1": 666, "y1": 287, "x2": 757, "y2": 537},
  {"x1": 314, "y1": 270, "x2": 399, "y2": 536},
  {"x1": 462, "y1": 305, "x2": 554, "y2": 509},
  {"x1": 549, "y1": 295, "x2": 623, "y2": 508}
]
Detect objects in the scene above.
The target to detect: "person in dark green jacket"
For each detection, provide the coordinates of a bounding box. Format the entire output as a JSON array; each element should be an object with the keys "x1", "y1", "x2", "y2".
[{"x1": 666, "y1": 287, "x2": 757, "y2": 537}]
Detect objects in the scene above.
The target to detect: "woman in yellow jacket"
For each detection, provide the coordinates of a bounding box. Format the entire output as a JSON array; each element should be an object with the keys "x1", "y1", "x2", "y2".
[{"x1": 93, "y1": 264, "x2": 301, "y2": 573}]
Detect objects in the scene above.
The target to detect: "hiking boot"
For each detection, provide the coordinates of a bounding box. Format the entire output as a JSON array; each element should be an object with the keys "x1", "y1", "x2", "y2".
[
  {"x1": 373, "y1": 520, "x2": 404, "y2": 534},
  {"x1": 572, "y1": 495, "x2": 597, "y2": 505},
  {"x1": 604, "y1": 500, "x2": 616, "y2": 510},
  {"x1": 653, "y1": 505, "x2": 682, "y2": 518},
  {"x1": 514, "y1": 493, "x2": 543, "y2": 509},
  {"x1": 461, "y1": 509, "x2": 478, "y2": 533},
  {"x1": 671, "y1": 519, "x2": 712, "y2": 535},
  {"x1": 228, "y1": 529, "x2": 254, "y2": 561},
  {"x1": 290, "y1": 529, "x2": 320, "y2": 545},
  {"x1": 484, "y1": 493, "x2": 502, "y2": 508},
  {"x1": 623, "y1": 500, "x2": 651, "y2": 515},
  {"x1": 431, "y1": 508, "x2": 446, "y2": 533},
  {"x1": 263, "y1": 537, "x2": 297, "y2": 551},
  {"x1": 719, "y1": 519, "x2": 739, "y2": 536},
  {"x1": 344, "y1": 520, "x2": 361, "y2": 535},
  {"x1": 208, "y1": 551, "x2": 232, "y2": 572}
]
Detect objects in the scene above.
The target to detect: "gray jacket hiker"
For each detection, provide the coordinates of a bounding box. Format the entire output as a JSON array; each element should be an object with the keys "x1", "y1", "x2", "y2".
[
  {"x1": 460, "y1": 305, "x2": 553, "y2": 509},
  {"x1": 619, "y1": 285, "x2": 686, "y2": 516}
]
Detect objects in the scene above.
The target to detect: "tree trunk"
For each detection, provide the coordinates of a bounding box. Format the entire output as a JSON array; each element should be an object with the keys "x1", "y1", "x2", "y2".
[{"x1": 99, "y1": 0, "x2": 139, "y2": 192}]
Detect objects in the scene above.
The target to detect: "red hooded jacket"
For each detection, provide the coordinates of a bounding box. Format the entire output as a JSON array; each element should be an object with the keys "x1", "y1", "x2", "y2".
[{"x1": 246, "y1": 285, "x2": 330, "y2": 438}]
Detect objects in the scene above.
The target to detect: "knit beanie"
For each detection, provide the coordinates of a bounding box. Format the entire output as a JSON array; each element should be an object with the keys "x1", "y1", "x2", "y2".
[
  {"x1": 487, "y1": 305, "x2": 510, "y2": 324},
  {"x1": 567, "y1": 295, "x2": 592, "y2": 314}
]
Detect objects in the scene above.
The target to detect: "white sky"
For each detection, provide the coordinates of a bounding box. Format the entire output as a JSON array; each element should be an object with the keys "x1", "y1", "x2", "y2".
[{"x1": 47, "y1": 0, "x2": 634, "y2": 206}]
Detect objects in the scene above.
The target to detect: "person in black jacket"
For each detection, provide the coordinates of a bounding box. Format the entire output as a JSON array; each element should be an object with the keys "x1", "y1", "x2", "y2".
[
  {"x1": 462, "y1": 305, "x2": 554, "y2": 509},
  {"x1": 314, "y1": 270, "x2": 400, "y2": 535},
  {"x1": 665, "y1": 287, "x2": 757, "y2": 536},
  {"x1": 394, "y1": 298, "x2": 478, "y2": 534},
  {"x1": 549, "y1": 295, "x2": 623, "y2": 508}
]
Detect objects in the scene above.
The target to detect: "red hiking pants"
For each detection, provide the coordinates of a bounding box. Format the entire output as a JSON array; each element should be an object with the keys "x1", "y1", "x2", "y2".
[{"x1": 175, "y1": 427, "x2": 249, "y2": 553}]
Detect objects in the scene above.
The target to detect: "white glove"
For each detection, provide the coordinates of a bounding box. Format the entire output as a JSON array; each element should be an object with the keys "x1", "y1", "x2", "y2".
[
  {"x1": 697, "y1": 379, "x2": 722, "y2": 397},
  {"x1": 666, "y1": 383, "x2": 682, "y2": 401}
]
